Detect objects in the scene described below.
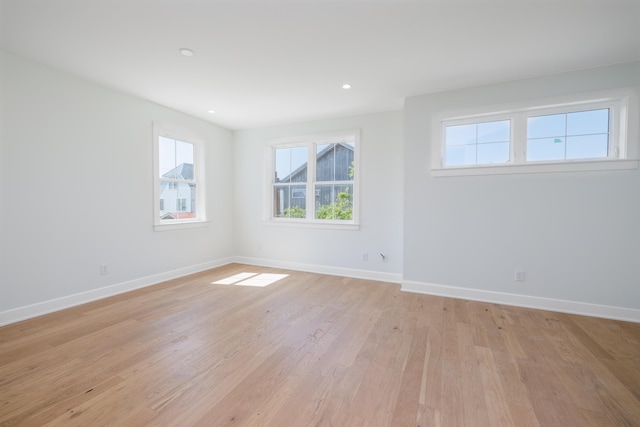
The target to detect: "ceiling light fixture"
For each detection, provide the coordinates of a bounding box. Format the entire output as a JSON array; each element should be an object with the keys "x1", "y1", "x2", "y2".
[
  {"x1": 207, "y1": 110, "x2": 216, "y2": 114},
  {"x1": 342, "y1": 83, "x2": 352, "y2": 89},
  {"x1": 180, "y1": 48, "x2": 194, "y2": 57}
]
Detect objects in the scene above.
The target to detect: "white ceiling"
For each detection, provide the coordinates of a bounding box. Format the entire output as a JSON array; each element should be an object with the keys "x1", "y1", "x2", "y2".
[{"x1": 1, "y1": 0, "x2": 639, "y2": 130}]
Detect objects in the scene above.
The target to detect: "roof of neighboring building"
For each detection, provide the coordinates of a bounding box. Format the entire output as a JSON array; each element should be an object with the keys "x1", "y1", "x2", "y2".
[{"x1": 162, "y1": 163, "x2": 193, "y2": 180}]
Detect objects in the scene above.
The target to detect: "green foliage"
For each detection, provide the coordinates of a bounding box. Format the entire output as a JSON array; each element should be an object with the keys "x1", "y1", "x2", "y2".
[
  {"x1": 315, "y1": 189, "x2": 353, "y2": 220},
  {"x1": 282, "y1": 205, "x2": 306, "y2": 218},
  {"x1": 279, "y1": 162, "x2": 354, "y2": 220}
]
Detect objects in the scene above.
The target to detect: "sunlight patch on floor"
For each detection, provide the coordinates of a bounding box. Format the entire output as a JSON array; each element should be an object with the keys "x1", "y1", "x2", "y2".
[
  {"x1": 212, "y1": 272, "x2": 258, "y2": 285},
  {"x1": 212, "y1": 272, "x2": 289, "y2": 287}
]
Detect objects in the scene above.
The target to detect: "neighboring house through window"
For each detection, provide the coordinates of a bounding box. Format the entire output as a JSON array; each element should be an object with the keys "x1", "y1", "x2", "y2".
[
  {"x1": 153, "y1": 123, "x2": 206, "y2": 230},
  {"x1": 269, "y1": 130, "x2": 359, "y2": 227}
]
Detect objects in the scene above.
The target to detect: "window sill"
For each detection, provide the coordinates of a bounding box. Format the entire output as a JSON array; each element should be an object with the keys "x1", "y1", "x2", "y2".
[
  {"x1": 263, "y1": 219, "x2": 360, "y2": 231},
  {"x1": 153, "y1": 219, "x2": 210, "y2": 232},
  {"x1": 431, "y1": 159, "x2": 639, "y2": 177}
]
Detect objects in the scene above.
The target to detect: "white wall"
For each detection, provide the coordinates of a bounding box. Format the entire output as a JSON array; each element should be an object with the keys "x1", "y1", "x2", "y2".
[
  {"x1": 0, "y1": 51, "x2": 234, "y2": 320},
  {"x1": 3, "y1": 49, "x2": 637, "y2": 325},
  {"x1": 232, "y1": 111, "x2": 404, "y2": 281},
  {"x1": 403, "y1": 61, "x2": 640, "y2": 314}
]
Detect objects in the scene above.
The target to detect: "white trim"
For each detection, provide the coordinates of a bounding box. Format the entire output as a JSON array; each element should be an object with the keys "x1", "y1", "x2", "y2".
[
  {"x1": 261, "y1": 219, "x2": 360, "y2": 231},
  {"x1": 401, "y1": 280, "x2": 640, "y2": 323},
  {"x1": 232, "y1": 256, "x2": 401, "y2": 284},
  {"x1": 432, "y1": 159, "x2": 638, "y2": 177},
  {"x1": 3, "y1": 260, "x2": 638, "y2": 326},
  {"x1": 153, "y1": 219, "x2": 210, "y2": 232},
  {"x1": 0, "y1": 258, "x2": 232, "y2": 327}
]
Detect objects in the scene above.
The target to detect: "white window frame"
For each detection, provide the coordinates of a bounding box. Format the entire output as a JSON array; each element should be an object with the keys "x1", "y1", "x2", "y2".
[
  {"x1": 431, "y1": 89, "x2": 638, "y2": 176},
  {"x1": 153, "y1": 122, "x2": 207, "y2": 231},
  {"x1": 264, "y1": 130, "x2": 360, "y2": 230}
]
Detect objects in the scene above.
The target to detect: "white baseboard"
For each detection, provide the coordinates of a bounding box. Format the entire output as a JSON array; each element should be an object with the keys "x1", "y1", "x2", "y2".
[
  {"x1": 232, "y1": 256, "x2": 402, "y2": 284},
  {"x1": 0, "y1": 258, "x2": 233, "y2": 327},
  {"x1": 402, "y1": 280, "x2": 640, "y2": 323},
  {"x1": 4, "y1": 259, "x2": 636, "y2": 327}
]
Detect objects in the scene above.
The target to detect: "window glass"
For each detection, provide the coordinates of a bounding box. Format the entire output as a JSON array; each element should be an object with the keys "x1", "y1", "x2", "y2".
[
  {"x1": 274, "y1": 146, "x2": 308, "y2": 183},
  {"x1": 315, "y1": 183, "x2": 353, "y2": 220},
  {"x1": 566, "y1": 135, "x2": 609, "y2": 159},
  {"x1": 158, "y1": 137, "x2": 196, "y2": 221},
  {"x1": 273, "y1": 185, "x2": 306, "y2": 218},
  {"x1": 270, "y1": 133, "x2": 357, "y2": 224},
  {"x1": 527, "y1": 108, "x2": 609, "y2": 161},
  {"x1": 444, "y1": 120, "x2": 510, "y2": 166}
]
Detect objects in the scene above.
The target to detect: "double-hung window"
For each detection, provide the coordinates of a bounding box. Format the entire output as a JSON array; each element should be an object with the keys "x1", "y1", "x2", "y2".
[
  {"x1": 433, "y1": 90, "x2": 636, "y2": 176},
  {"x1": 153, "y1": 123, "x2": 206, "y2": 230},
  {"x1": 269, "y1": 131, "x2": 359, "y2": 227}
]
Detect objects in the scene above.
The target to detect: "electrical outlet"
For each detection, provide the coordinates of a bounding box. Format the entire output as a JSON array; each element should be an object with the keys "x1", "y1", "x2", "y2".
[
  {"x1": 362, "y1": 252, "x2": 368, "y2": 261},
  {"x1": 100, "y1": 264, "x2": 109, "y2": 275},
  {"x1": 380, "y1": 253, "x2": 387, "y2": 263},
  {"x1": 514, "y1": 270, "x2": 525, "y2": 282}
]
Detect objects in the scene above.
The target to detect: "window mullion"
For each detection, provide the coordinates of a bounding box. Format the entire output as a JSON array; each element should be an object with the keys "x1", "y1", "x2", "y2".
[
  {"x1": 513, "y1": 113, "x2": 528, "y2": 164},
  {"x1": 307, "y1": 143, "x2": 316, "y2": 220}
]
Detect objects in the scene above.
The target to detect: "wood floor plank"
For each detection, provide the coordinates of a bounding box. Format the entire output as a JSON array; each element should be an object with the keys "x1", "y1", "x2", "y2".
[{"x1": 1, "y1": 263, "x2": 639, "y2": 426}]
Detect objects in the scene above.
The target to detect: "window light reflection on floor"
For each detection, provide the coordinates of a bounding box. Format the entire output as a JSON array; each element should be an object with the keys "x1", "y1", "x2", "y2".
[{"x1": 212, "y1": 272, "x2": 288, "y2": 287}]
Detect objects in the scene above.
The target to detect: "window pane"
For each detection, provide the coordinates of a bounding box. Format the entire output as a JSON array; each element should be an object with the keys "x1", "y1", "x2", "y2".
[
  {"x1": 566, "y1": 134, "x2": 608, "y2": 159},
  {"x1": 175, "y1": 140, "x2": 194, "y2": 173},
  {"x1": 159, "y1": 137, "x2": 194, "y2": 180},
  {"x1": 477, "y1": 120, "x2": 510, "y2": 144},
  {"x1": 527, "y1": 137, "x2": 566, "y2": 161},
  {"x1": 274, "y1": 148, "x2": 291, "y2": 182},
  {"x1": 445, "y1": 124, "x2": 476, "y2": 146},
  {"x1": 316, "y1": 142, "x2": 355, "y2": 182},
  {"x1": 315, "y1": 184, "x2": 353, "y2": 220},
  {"x1": 273, "y1": 185, "x2": 306, "y2": 218},
  {"x1": 159, "y1": 136, "x2": 177, "y2": 178},
  {"x1": 316, "y1": 144, "x2": 335, "y2": 181},
  {"x1": 274, "y1": 147, "x2": 308, "y2": 183},
  {"x1": 290, "y1": 147, "x2": 308, "y2": 182},
  {"x1": 567, "y1": 109, "x2": 609, "y2": 135},
  {"x1": 159, "y1": 182, "x2": 196, "y2": 220},
  {"x1": 445, "y1": 120, "x2": 509, "y2": 166},
  {"x1": 477, "y1": 142, "x2": 509, "y2": 164},
  {"x1": 445, "y1": 145, "x2": 476, "y2": 166},
  {"x1": 528, "y1": 114, "x2": 566, "y2": 139},
  {"x1": 335, "y1": 143, "x2": 354, "y2": 181}
]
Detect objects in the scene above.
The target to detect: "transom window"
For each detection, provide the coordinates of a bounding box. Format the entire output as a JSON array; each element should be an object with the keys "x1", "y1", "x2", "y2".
[
  {"x1": 434, "y1": 90, "x2": 633, "y2": 176},
  {"x1": 269, "y1": 131, "x2": 359, "y2": 226}
]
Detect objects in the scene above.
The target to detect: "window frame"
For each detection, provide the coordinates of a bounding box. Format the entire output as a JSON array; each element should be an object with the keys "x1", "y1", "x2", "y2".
[
  {"x1": 431, "y1": 89, "x2": 637, "y2": 176},
  {"x1": 153, "y1": 122, "x2": 207, "y2": 231},
  {"x1": 265, "y1": 130, "x2": 360, "y2": 229}
]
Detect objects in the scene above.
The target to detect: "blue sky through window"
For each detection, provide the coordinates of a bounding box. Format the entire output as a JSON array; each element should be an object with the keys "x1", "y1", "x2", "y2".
[
  {"x1": 159, "y1": 136, "x2": 194, "y2": 177},
  {"x1": 527, "y1": 108, "x2": 609, "y2": 161},
  {"x1": 445, "y1": 120, "x2": 510, "y2": 166}
]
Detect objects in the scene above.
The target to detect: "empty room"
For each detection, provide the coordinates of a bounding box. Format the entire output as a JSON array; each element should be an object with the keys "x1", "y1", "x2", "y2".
[{"x1": 1, "y1": 0, "x2": 639, "y2": 425}]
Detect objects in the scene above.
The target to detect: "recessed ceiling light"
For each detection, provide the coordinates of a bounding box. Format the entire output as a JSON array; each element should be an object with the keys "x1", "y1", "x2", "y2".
[
  {"x1": 207, "y1": 110, "x2": 216, "y2": 114},
  {"x1": 180, "y1": 48, "x2": 194, "y2": 57},
  {"x1": 342, "y1": 83, "x2": 352, "y2": 89}
]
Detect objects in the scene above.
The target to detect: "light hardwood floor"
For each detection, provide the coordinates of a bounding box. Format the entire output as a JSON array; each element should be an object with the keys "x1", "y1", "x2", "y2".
[{"x1": 1, "y1": 263, "x2": 639, "y2": 426}]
